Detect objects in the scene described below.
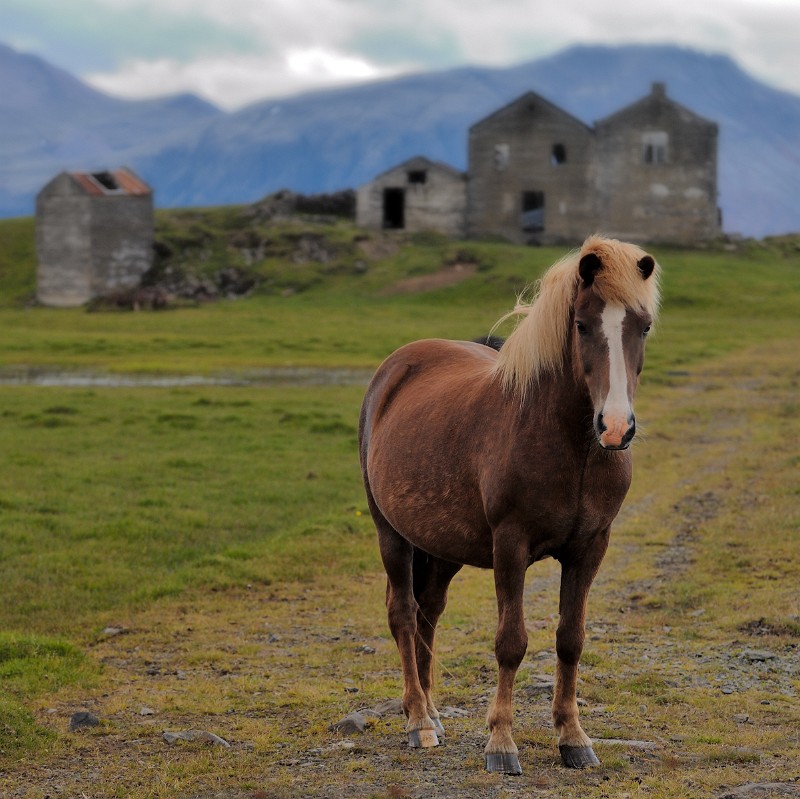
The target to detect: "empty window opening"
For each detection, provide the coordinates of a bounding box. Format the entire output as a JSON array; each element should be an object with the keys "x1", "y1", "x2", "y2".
[
  {"x1": 382, "y1": 188, "x2": 405, "y2": 229},
  {"x1": 92, "y1": 171, "x2": 120, "y2": 191},
  {"x1": 407, "y1": 170, "x2": 427, "y2": 184},
  {"x1": 494, "y1": 143, "x2": 510, "y2": 171},
  {"x1": 551, "y1": 144, "x2": 567, "y2": 165},
  {"x1": 642, "y1": 131, "x2": 668, "y2": 164},
  {"x1": 521, "y1": 191, "x2": 545, "y2": 232}
]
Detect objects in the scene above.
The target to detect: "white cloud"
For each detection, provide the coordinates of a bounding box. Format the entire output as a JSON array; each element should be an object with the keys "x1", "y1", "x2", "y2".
[
  {"x1": 74, "y1": 0, "x2": 800, "y2": 107},
  {"x1": 286, "y1": 48, "x2": 385, "y2": 81},
  {"x1": 86, "y1": 49, "x2": 401, "y2": 109}
]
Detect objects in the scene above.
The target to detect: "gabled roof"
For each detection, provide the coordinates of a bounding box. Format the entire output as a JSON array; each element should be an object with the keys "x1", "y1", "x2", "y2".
[
  {"x1": 370, "y1": 155, "x2": 466, "y2": 183},
  {"x1": 469, "y1": 90, "x2": 592, "y2": 134},
  {"x1": 596, "y1": 82, "x2": 717, "y2": 129},
  {"x1": 68, "y1": 167, "x2": 152, "y2": 197}
]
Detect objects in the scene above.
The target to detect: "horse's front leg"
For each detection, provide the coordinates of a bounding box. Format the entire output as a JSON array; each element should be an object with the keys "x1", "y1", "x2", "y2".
[
  {"x1": 553, "y1": 528, "x2": 610, "y2": 768},
  {"x1": 485, "y1": 535, "x2": 528, "y2": 776}
]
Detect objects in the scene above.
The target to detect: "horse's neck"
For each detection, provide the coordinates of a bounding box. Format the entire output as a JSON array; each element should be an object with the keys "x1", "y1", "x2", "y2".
[{"x1": 518, "y1": 366, "x2": 593, "y2": 447}]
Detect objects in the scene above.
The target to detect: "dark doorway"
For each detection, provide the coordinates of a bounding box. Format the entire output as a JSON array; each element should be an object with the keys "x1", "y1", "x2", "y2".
[
  {"x1": 521, "y1": 191, "x2": 545, "y2": 232},
  {"x1": 383, "y1": 188, "x2": 405, "y2": 229}
]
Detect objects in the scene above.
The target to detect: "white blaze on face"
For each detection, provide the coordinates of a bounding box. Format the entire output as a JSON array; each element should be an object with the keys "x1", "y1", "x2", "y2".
[{"x1": 600, "y1": 303, "x2": 632, "y2": 444}]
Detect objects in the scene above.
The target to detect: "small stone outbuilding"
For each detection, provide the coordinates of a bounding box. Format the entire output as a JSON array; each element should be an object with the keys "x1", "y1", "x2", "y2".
[
  {"x1": 36, "y1": 167, "x2": 154, "y2": 307},
  {"x1": 356, "y1": 156, "x2": 467, "y2": 237}
]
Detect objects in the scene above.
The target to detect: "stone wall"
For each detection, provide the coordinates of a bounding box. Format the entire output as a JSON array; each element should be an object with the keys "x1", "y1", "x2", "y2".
[
  {"x1": 89, "y1": 194, "x2": 154, "y2": 297},
  {"x1": 35, "y1": 175, "x2": 93, "y2": 306},
  {"x1": 467, "y1": 93, "x2": 597, "y2": 245},
  {"x1": 594, "y1": 84, "x2": 720, "y2": 243}
]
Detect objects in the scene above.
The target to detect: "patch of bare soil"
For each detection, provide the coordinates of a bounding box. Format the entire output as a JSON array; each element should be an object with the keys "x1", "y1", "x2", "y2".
[
  {"x1": 654, "y1": 489, "x2": 724, "y2": 576},
  {"x1": 380, "y1": 263, "x2": 478, "y2": 296},
  {"x1": 356, "y1": 236, "x2": 403, "y2": 261}
]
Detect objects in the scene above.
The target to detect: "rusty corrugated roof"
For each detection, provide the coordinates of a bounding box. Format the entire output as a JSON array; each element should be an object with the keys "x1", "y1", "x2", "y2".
[{"x1": 69, "y1": 167, "x2": 152, "y2": 197}]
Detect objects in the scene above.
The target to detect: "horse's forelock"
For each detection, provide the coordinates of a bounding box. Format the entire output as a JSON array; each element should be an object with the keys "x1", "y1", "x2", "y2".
[
  {"x1": 580, "y1": 235, "x2": 661, "y2": 318},
  {"x1": 491, "y1": 236, "x2": 659, "y2": 398}
]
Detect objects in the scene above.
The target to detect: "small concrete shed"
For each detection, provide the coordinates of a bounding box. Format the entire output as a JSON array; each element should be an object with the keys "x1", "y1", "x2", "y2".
[
  {"x1": 356, "y1": 156, "x2": 467, "y2": 236},
  {"x1": 36, "y1": 167, "x2": 154, "y2": 307}
]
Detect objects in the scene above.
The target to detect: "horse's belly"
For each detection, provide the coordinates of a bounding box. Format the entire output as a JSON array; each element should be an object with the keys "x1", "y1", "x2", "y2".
[{"x1": 368, "y1": 449, "x2": 494, "y2": 568}]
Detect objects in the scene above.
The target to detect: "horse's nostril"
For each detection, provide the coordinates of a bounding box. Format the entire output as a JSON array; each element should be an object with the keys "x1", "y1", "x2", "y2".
[
  {"x1": 596, "y1": 413, "x2": 607, "y2": 433},
  {"x1": 621, "y1": 420, "x2": 637, "y2": 447}
]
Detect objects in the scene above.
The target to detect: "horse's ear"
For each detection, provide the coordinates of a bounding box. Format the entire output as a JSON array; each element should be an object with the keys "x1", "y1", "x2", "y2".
[
  {"x1": 579, "y1": 252, "x2": 603, "y2": 286},
  {"x1": 638, "y1": 255, "x2": 655, "y2": 280}
]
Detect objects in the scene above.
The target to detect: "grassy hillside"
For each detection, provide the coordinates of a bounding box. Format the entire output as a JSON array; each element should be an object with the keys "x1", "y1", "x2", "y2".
[
  {"x1": 0, "y1": 211, "x2": 798, "y2": 796},
  {"x1": 1, "y1": 209, "x2": 799, "y2": 378}
]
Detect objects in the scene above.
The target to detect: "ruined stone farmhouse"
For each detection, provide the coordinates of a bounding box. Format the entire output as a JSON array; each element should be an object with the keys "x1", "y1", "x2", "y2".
[
  {"x1": 357, "y1": 83, "x2": 720, "y2": 245},
  {"x1": 36, "y1": 167, "x2": 153, "y2": 307}
]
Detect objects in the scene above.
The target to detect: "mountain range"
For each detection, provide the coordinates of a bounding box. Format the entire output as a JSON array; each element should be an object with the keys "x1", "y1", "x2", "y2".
[{"x1": 2, "y1": 41, "x2": 799, "y2": 237}]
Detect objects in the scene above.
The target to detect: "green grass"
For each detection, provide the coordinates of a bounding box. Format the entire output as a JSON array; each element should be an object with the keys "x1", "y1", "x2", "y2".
[
  {"x1": 0, "y1": 633, "x2": 92, "y2": 762},
  {"x1": 0, "y1": 216, "x2": 36, "y2": 304},
  {"x1": 1, "y1": 212, "x2": 798, "y2": 378},
  {"x1": 0, "y1": 212, "x2": 799, "y2": 794},
  {"x1": 0, "y1": 385, "x2": 370, "y2": 634}
]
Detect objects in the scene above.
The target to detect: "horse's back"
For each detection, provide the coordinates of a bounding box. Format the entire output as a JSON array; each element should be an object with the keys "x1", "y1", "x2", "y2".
[{"x1": 360, "y1": 338, "x2": 497, "y2": 442}]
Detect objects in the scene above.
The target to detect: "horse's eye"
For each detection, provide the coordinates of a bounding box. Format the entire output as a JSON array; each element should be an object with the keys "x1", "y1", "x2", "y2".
[
  {"x1": 576, "y1": 321, "x2": 589, "y2": 336},
  {"x1": 643, "y1": 325, "x2": 651, "y2": 336}
]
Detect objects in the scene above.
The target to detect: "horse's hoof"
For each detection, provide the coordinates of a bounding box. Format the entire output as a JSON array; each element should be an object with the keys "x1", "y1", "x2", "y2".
[
  {"x1": 485, "y1": 752, "x2": 523, "y2": 775},
  {"x1": 408, "y1": 728, "x2": 439, "y2": 748},
  {"x1": 559, "y1": 744, "x2": 600, "y2": 769},
  {"x1": 432, "y1": 717, "x2": 445, "y2": 737}
]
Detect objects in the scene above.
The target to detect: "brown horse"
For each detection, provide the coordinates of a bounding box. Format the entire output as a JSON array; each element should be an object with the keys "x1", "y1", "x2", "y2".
[{"x1": 358, "y1": 235, "x2": 659, "y2": 775}]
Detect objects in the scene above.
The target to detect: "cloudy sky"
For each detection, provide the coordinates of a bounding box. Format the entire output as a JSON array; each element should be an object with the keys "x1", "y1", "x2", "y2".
[{"x1": 2, "y1": 0, "x2": 800, "y2": 110}]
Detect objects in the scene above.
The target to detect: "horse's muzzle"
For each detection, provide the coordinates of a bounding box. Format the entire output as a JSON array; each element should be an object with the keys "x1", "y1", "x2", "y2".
[{"x1": 596, "y1": 412, "x2": 636, "y2": 450}]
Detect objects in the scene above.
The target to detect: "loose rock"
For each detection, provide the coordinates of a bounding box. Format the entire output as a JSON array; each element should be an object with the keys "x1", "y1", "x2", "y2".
[
  {"x1": 69, "y1": 712, "x2": 100, "y2": 732},
  {"x1": 372, "y1": 698, "x2": 404, "y2": 716},
  {"x1": 163, "y1": 729, "x2": 231, "y2": 747},
  {"x1": 439, "y1": 706, "x2": 470, "y2": 719},
  {"x1": 595, "y1": 738, "x2": 658, "y2": 751},
  {"x1": 718, "y1": 784, "x2": 800, "y2": 798},
  {"x1": 742, "y1": 649, "x2": 777, "y2": 662},
  {"x1": 329, "y1": 712, "x2": 369, "y2": 735}
]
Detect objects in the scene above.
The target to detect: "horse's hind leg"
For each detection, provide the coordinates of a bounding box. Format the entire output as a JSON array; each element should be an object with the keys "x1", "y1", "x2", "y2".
[
  {"x1": 553, "y1": 530, "x2": 609, "y2": 768},
  {"x1": 412, "y1": 549, "x2": 462, "y2": 737},
  {"x1": 371, "y1": 511, "x2": 439, "y2": 747}
]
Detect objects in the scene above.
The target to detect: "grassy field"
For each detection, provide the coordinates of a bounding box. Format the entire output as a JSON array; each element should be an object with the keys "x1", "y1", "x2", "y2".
[{"x1": 0, "y1": 212, "x2": 799, "y2": 797}]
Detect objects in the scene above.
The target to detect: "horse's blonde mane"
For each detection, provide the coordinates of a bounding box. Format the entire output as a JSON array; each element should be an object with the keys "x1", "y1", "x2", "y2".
[{"x1": 491, "y1": 235, "x2": 661, "y2": 398}]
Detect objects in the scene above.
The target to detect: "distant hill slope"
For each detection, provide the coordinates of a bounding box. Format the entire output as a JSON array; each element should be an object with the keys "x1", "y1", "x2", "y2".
[
  {"x1": 0, "y1": 43, "x2": 221, "y2": 216},
  {"x1": 2, "y1": 43, "x2": 799, "y2": 237}
]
